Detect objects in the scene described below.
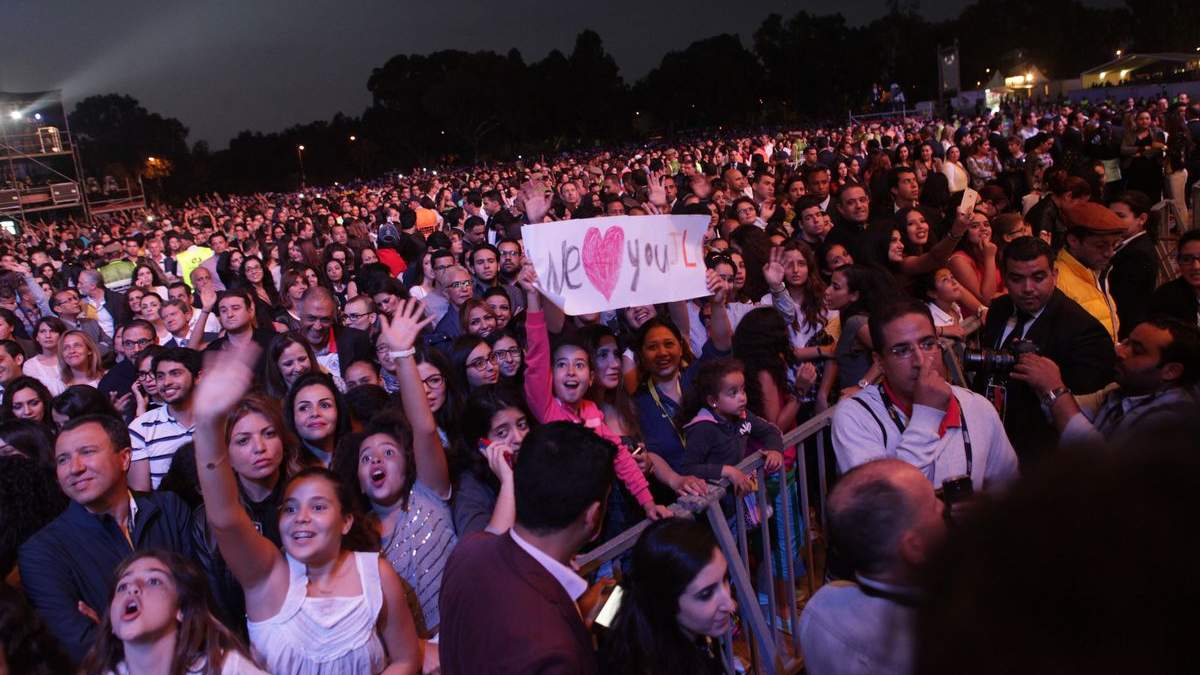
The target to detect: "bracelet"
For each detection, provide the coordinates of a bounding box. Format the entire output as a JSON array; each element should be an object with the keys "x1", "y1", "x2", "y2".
[
  {"x1": 388, "y1": 347, "x2": 416, "y2": 360},
  {"x1": 769, "y1": 284, "x2": 786, "y2": 294}
]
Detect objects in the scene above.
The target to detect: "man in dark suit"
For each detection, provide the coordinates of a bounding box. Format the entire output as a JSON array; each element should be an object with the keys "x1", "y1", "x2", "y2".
[
  {"x1": 440, "y1": 421, "x2": 615, "y2": 675},
  {"x1": 1107, "y1": 191, "x2": 1160, "y2": 339},
  {"x1": 76, "y1": 268, "x2": 130, "y2": 340},
  {"x1": 1149, "y1": 230, "x2": 1200, "y2": 327},
  {"x1": 976, "y1": 236, "x2": 1116, "y2": 463},
  {"x1": 297, "y1": 285, "x2": 372, "y2": 377},
  {"x1": 19, "y1": 415, "x2": 193, "y2": 663}
]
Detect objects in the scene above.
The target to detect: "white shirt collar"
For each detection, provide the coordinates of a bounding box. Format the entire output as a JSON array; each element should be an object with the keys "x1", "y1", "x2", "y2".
[
  {"x1": 1117, "y1": 229, "x2": 1147, "y2": 251},
  {"x1": 510, "y1": 529, "x2": 588, "y2": 602}
]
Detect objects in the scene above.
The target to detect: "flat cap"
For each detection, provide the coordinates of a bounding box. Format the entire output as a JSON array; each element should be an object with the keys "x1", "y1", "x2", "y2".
[{"x1": 1064, "y1": 202, "x2": 1125, "y2": 234}]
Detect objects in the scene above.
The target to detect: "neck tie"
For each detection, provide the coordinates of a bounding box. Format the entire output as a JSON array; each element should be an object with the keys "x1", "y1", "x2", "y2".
[{"x1": 1002, "y1": 310, "x2": 1032, "y2": 348}]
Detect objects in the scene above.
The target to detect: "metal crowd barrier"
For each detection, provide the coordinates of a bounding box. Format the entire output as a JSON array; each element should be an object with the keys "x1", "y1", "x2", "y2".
[
  {"x1": 576, "y1": 408, "x2": 837, "y2": 675},
  {"x1": 576, "y1": 322, "x2": 987, "y2": 673}
]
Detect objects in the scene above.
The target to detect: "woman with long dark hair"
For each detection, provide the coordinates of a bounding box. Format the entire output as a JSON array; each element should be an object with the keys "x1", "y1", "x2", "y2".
[
  {"x1": 283, "y1": 371, "x2": 350, "y2": 467},
  {"x1": 449, "y1": 385, "x2": 529, "y2": 536},
  {"x1": 263, "y1": 332, "x2": 320, "y2": 399},
  {"x1": 825, "y1": 265, "x2": 894, "y2": 393},
  {"x1": 332, "y1": 300, "x2": 454, "y2": 644},
  {"x1": 192, "y1": 392, "x2": 298, "y2": 631},
  {"x1": 80, "y1": 551, "x2": 267, "y2": 675},
  {"x1": 238, "y1": 255, "x2": 280, "y2": 319},
  {"x1": 946, "y1": 209, "x2": 1001, "y2": 314},
  {"x1": 448, "y1": 334, "x2": 499, "y2": 393},
  {"x1": 600, "y1": 519, "x2": 735, "y2": 675},
  {"x1": 2, "y1": 376, "x2": 54, "y2": 426}
]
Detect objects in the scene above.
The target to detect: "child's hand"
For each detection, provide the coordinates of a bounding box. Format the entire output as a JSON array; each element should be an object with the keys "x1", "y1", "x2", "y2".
[
  {"x1": 763, "y1": 450, "x2": 784, "y2": 473},
  {"x1": 643, "y1": 503, "x2": 674, "y2": 520},
  {"x1": 722, "y1": 465, "x2": 755, "y2": 495}
]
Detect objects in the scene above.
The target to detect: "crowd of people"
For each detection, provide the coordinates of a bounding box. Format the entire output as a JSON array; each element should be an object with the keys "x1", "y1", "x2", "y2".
[{"x1": 0, "y1": 93, "x2": 1197, "y2": 675}]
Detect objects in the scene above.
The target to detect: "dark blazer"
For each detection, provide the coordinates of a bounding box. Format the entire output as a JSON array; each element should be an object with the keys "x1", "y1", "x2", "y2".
[
  {"x1": 977, "y1": 290, "x2": 1116, "y2": 463},
  {"x1": 333, "y1": 325, "x2": 373, "y2": 375},
  {"x1": 1108, "y1": 233, "x2": 1160, "y2": 339},
  {"x1": 1148, "y1": 276, "x2": 1198, "y2": 327},
  {"x1": 440, "y1": 532, "x2": 598, "y2": 675},
  {"x1": 103, "y1": 287, "x2": 132, "y2": 329},
  {"x1": 18, "y1": 491, "x2": 194, "y2": 663}
]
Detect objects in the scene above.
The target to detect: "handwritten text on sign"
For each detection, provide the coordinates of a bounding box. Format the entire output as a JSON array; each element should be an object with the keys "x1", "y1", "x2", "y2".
[{"x1": 521, "y1": 214, "x2": 710, "y2": 315}]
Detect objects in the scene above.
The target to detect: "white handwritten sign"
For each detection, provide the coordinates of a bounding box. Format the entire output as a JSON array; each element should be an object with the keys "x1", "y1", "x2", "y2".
[{"x1": 521, "y1": 215, "x2": 710, "y2": 315}]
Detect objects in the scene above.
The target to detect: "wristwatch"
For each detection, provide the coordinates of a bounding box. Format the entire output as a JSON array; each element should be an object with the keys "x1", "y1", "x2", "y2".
[{"x1": 1042, "y1": 386, "x2": 1071, "y2": 407}]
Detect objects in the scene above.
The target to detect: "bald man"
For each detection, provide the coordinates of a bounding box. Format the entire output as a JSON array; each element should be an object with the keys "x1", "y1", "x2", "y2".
[{"x1": 799, "y1": 460, "x2": 946, "y2": 675}]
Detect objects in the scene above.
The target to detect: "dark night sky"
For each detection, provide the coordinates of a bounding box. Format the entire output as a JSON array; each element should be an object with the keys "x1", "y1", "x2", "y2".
[{"x1": 0, "y1": 0, "x2": 1112, "y2": 147}]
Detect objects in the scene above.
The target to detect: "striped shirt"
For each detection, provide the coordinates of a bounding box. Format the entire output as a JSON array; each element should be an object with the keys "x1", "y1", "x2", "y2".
[{"x1": 130, "y1": 405, "x2": 194, "y2": 489}]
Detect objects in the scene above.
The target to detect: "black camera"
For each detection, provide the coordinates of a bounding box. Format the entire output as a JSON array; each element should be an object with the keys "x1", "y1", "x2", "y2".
[
  {"x1": 962, "y1": 338, "x2": 1038, "y2": 375},
  {"x1": 938, "y1": 475, "x2": 974, "y2": 507}
]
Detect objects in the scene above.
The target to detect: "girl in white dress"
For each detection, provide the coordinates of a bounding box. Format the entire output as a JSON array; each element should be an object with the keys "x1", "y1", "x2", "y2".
[{"x1": 194, "y1": 342, "x2": 420, "y2": 675}]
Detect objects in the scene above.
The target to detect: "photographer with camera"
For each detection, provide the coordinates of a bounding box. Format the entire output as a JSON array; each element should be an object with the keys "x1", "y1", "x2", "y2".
[
  {"x1": 831, "y1": 298, "x2": 1018, "y2": 494},
  {"x1": 1010, "y1": 317, "x2": 1200, "y2": 446},
  {"x1": 976, "y1": 236, "x2": 1115, "y2": 463}
]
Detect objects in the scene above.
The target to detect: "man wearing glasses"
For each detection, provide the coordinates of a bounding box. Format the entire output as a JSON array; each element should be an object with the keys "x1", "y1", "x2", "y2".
[
  {"x1": 298, "y1": 285, "x2": 373, "y2": 379},
  {"x1": 342, "y1": 295, "x2": 379, "y2": 335},
  {"x1": 832, "y1": 298, "x2": 1018, "y2": 491},
  {"x1": 50, "y1": 288, "x2": 113, "y2": 356},
  {"x1": 98, "y1": 320, "x2": 159, "y2": 410}
]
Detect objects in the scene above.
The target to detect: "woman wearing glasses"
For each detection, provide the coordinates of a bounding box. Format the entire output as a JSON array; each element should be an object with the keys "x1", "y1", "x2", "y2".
[
  {"x1": 425, "y1": 266, "x2": 475, "y2": 351},
  {"x1": 485, "y1": 329, "x2": 524, "y2": 387},
  {"x1": 449, "y1": 335, "x2": 499, "y2": 393}
]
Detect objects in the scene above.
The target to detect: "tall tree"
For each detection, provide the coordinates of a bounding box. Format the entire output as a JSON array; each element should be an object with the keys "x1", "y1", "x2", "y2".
[{"x1": 68, "y1": 94, "x2": 190, "y2": 180}]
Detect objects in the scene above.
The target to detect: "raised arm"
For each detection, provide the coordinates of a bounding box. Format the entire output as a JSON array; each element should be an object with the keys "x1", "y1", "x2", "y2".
[
  {"x1": 705, "y1": 269, "x2": 733, "y2": 352},
  {"x1": 193, "y1": 342, "x2": 286, "y2": 598},
  {"x1": 518, "y1": 264, "x2": 555, "y2": 422},
  {"x1": 189, "y1": 286, "x2": 217, "y2": 350},
  {"x1": 899, "y1": 212, "x2": 969, "y2": 276},
  {"x1": 379, "y1": 299, "x2": 450, "y2": 498}
]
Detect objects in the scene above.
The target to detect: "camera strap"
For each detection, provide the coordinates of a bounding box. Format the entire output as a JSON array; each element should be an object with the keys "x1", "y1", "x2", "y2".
[{"x1": 878, "y1": 385, "x2": 973, "y2": 478}]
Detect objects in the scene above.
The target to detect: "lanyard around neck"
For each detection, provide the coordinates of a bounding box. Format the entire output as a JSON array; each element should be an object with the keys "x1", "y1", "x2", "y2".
[
  {"x1": 878, "y1": 384, "x2": 973, "y2": 478},
  {"x1": 647, "y1": 378, "x2": 686, "y2": 449}
]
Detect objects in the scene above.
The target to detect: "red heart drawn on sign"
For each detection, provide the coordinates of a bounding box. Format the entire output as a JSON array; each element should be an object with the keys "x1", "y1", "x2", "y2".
[{"x1": 581, "y1": 226, "x2": 624, "y2": 301}]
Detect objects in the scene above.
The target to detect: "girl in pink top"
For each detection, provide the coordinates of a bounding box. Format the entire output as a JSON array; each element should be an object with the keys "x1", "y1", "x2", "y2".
[{"x1": 519, "y1": 267, "x2": 673, "y2": 520}]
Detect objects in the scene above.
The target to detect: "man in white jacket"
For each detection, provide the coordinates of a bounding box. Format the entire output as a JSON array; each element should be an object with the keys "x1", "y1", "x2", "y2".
[{"x1": 831, "y1": 298, "x2": 1019, "y2": 492}]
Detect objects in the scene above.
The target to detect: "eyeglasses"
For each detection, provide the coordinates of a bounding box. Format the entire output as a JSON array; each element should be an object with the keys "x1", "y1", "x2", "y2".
[
  {"x1": 887, "y1": 336, "x2": 941, "y2": 360},
  {"x1": 124, "y1": 338, "x2": 153, "y2": 350},
  {"x1": 344, "y1": 311, "x2": 372, "y2": 322},
  {"x1": 1178, "y1": 254, "x2": 1200, "y2": 266},
  {"x1": 493, "y1": 347, "x2": 522, "y2": 361},
  {"x1": 466, "y1": 352, "x2": 499, "y2": 371},
  {"x1": 447, "y1": 280, "x2": 473, "y2": 291},
  {"x1": 421, "y1": 374, "x2": 445, "y2": 388},
  {"x1": 137, "y1": 370, "x2": 155, "y2": 380}
]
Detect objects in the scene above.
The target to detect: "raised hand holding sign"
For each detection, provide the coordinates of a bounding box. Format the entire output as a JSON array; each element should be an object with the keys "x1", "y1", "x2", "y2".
[{"x1": 521, "y1": 214, "x2": 709, "y2": 315}]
